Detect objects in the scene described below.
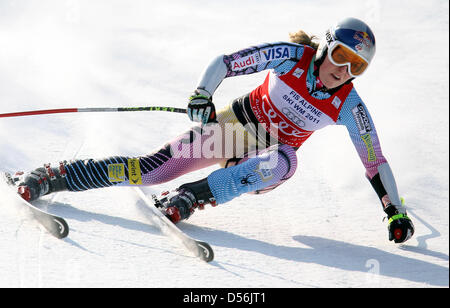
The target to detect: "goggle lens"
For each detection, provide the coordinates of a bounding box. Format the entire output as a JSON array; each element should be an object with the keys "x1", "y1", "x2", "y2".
[{"x1": 330, "y1": 44, "x2": 369, "y2": 77}]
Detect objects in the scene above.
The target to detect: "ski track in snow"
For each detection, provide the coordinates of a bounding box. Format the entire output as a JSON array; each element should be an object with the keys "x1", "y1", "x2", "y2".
[{"x1": 0, "y1": 0, "x2": 448, "y2": 288}]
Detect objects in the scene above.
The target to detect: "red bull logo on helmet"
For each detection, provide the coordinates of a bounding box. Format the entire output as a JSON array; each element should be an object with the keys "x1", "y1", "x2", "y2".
[{"x1": 353, "y1": 31, "x2": 373, "y2": 47}]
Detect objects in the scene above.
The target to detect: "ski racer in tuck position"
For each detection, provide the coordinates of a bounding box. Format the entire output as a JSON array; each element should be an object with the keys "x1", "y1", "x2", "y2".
[{"x1": 12, "y1": 17, "x2": 414, "y2": 243}]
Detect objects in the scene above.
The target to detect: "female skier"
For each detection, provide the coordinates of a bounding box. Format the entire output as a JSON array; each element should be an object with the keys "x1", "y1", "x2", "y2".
[{"x1": 13, "y1": 17, "x2": 414, "y2": 243}]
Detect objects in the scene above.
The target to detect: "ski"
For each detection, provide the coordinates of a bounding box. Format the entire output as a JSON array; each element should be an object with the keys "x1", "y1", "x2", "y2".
[
  {"x1": 134, "y1": 188, "x2": 214, "y2": 263},
  {"x1": 1, "y1": 172, "x2": 69, "y2": 239}
]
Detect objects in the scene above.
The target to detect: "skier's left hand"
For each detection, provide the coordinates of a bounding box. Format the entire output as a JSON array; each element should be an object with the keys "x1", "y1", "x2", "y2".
[{"x1": 384, "y1": 204, "x2": 415, "y2": 243}]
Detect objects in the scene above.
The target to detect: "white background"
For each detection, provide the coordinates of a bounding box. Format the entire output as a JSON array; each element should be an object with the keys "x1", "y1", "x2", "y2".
[{"x1": 0, "y1": 0, "x2": 448, "y2": 287}]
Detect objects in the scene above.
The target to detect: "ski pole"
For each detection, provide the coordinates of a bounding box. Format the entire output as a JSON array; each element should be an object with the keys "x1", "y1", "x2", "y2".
[{"x1": 0, "y1": 106, "x2": 187, "y2": 119}]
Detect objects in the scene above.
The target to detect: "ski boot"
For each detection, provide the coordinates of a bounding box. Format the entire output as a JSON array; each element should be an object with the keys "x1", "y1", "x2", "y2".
[
  {"x1": 155, "y1": 178, "x2": 217, "y2": 224},
  {"x1": 13, "y1": 162, "x2": 69, "y2": 202}
]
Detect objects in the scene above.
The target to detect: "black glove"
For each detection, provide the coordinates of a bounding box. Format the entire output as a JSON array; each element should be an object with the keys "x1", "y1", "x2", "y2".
[
  {"x1": 187, "y1": 89, "x2": 216, "y2": 125},
  {"x1": 384, "y1": 204, "x2": 415, "y2": 243}
]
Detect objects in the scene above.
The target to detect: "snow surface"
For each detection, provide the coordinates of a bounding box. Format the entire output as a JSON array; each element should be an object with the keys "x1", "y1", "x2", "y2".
[{"x1": 0, "y1": 0, "x2": 448, "y2": 288}]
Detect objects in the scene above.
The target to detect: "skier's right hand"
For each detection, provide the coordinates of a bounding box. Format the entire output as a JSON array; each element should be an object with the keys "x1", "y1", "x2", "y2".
[{"x1": 187, "y1": 89, "x2": 217, "y2": 125}]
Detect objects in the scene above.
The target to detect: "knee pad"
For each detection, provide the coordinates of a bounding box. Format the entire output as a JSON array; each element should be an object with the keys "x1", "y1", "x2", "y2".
[
  {"x1": 207, "y1": 144, "x2": 298, "y2": 204},
  {"x1": 247, "y1": 144, "x2": 298, "y2": 194}
]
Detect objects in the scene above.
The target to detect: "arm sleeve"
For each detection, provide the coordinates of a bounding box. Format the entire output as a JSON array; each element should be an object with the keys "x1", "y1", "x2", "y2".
[
  {"x1": 337, "y1": 90, "x2": 401, "y2": 208},
  {"x1": 196, "y1": 42, "x2": 306, "y2": 96}
]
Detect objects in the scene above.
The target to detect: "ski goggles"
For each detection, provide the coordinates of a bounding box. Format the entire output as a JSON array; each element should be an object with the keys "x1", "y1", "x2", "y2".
[{"x1": 327, "y1": 42, "x2": 369, "y2": 77}]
